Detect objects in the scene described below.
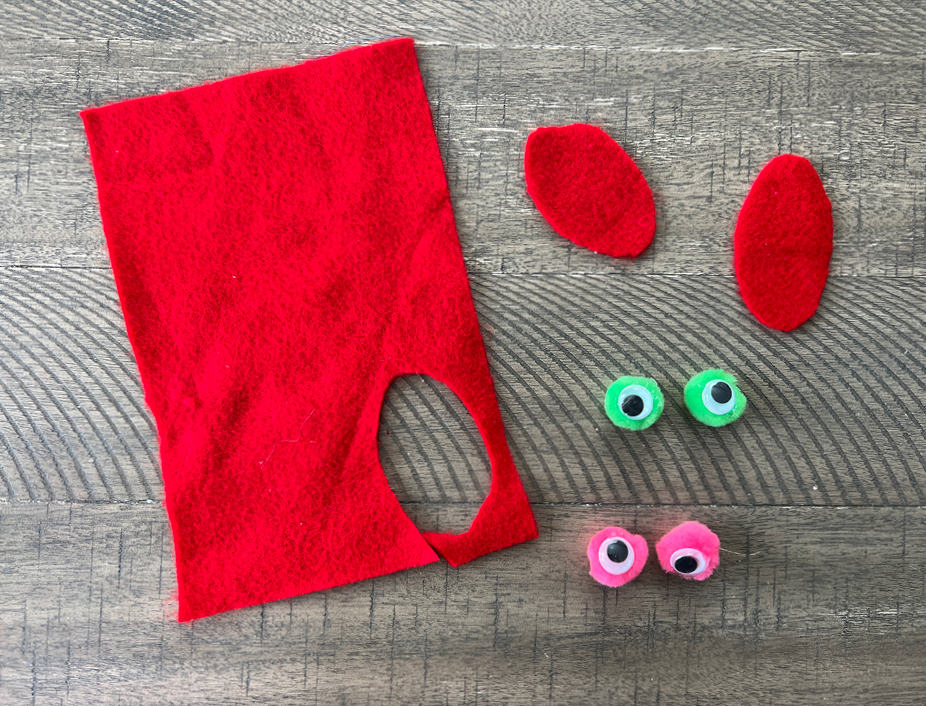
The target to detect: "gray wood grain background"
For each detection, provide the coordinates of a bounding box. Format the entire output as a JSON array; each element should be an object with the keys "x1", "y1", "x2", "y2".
[{"x1": 1, "y1": 1, "x2": 926, "y2": 703}]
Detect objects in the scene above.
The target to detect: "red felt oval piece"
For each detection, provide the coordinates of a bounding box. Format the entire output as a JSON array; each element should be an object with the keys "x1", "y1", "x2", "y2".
[
  {"x1": 734, "y1": 154, "x2": 833, "y2": 332},
  {"x1": 524, "y1": 124, "x2": 655, "y2": 258}
]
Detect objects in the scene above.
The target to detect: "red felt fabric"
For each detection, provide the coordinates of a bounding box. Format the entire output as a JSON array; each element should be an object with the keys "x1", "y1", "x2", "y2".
[
  {"x1": 734, "y1": 154, "x2": 833, "y2": 332},
  {"x1": 81, "y1": 38, "x2": 537, "y2": 622},
  {"x1": 524, "y1": 124, "x2": 656, "y2": 258}
]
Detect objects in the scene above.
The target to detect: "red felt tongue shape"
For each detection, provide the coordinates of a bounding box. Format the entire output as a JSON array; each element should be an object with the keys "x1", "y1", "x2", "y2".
[
  {"x1": 734, "y1": 154, "x2": 833, "y2": 332},
  {"x1": 524, "y1": 124, "x2": 656, "y2": 258}
]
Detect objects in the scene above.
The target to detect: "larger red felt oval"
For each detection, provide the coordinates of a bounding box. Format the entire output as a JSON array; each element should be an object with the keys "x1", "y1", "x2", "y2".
[
  {"x1": 734, "y1": 154, "x2": 833, "y2": 332},
  {"x1": 524, "y1": 124, "x2": 655, "y2": 258}
]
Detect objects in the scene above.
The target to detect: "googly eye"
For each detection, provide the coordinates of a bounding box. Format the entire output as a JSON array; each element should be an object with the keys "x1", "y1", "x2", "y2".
[
  {"x1": 684, "y1": 369, "x2": 746, "y2": 427},
  {"x1": 703, "y1": 379, "x2": 735, "y2": 415},
  {"x1": 656, "y1": 521, "x2": 721, "y2": 581},
  {"x1": 619, "y1": 384, "x2": 653, "y2": 419},
  {"x1": 587, "y1": 527, "x2": 649, "y2": 587},
  {"x1": 668, "y1": 548, "x2": 707, "y2": 577},
  {"x1": 600, "y1": 537, "x2": 634, "y2": 575},
  {"x1": 604, "y1": 376, "x2": 664, "y2": 431}
]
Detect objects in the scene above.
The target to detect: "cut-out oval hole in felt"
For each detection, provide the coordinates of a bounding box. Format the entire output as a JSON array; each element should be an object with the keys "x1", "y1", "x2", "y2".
[
  {"x1": 734, "y1": 154, "x2": 833, "y2": 332},
  {"x1": 524, "y1": 123, "x2": 656, "y2": 258},
  {"x1": 378, "y1": 375, "x2": 490, "y2": 534}
]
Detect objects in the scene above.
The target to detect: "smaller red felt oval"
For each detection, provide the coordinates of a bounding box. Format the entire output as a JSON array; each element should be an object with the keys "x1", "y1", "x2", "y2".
[
  {"x1": 524, "y1": 124, "x2": 655, "y2": 258},
  {"x1": 734, "y1": 154, "x2": 833, "y2": 332}
]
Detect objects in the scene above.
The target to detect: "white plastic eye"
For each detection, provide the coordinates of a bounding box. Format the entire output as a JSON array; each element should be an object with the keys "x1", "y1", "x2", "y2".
[
  {"x1": 702, "y1": 379, "x2": 736, "y2": 416},
  {"x1": 618, "y1": 384, "x2": 654, "y2": 420},
  {"x1": 669, "y1": 547, "x2": 707, "y2": 577},
  {"x1": 598, "y1": 537, "x2": 636, "y2": 575}
]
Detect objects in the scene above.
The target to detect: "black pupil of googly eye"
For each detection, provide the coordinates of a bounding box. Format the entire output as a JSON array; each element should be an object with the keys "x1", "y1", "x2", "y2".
[
  {"x1": 674, "y1": 555, "x2": 699, "y2": 574},
  {"x1": 606, "y1": 540, "x2": 629, "y2": 563},
  {"x1": 710, "y1": 382, "x2": 733, "y2": 405},
  {"x1": 621, "y1": 395, "x2": 645, "y2": 418}
]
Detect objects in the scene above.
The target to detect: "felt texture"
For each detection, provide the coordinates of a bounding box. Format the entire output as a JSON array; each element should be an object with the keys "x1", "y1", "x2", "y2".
[
  {"x1": 81, "y1": 38, "x2": 537, "y2": 622},
  {"x1": 655, "y1": 521, "x2": 721, "y2": 581},
  {"x1": 734, "y1": 154, "x2": 833, "y2": 332},
  {"x1": 524, "y1": 124, "x2": 656, "y2": 258},
  {"x1": 587, "y1": 527, "x2": 649, "y2": 588},
  {"x1": 684, "y1": 369, "x2": 746, "y2": 427},
  {"x1": 603, "y1": 376, "x2": 664, "y2": 431}
]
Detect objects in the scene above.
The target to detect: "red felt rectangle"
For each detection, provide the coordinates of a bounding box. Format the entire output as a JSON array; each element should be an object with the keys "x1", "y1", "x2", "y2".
[{"x1": 81, "y1": 38, "x2": 537, "y2": 621}]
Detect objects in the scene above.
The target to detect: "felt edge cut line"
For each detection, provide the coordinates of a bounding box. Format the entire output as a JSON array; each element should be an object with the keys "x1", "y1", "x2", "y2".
[
  {"x1": 178, "y1": 550, "x2": 441, "y2": 623},
  {"x1": 79, "y1": 37, "x2": 416, "y2": 114}
]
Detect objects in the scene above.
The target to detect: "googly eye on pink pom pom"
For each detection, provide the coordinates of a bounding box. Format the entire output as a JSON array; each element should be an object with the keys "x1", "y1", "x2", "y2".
[
  {"x1": 587, "y1": 527, "x2": 649, "y2": 587},
  {"x1": 656, "y1": 521, "x2": 720, "y2": 581}
]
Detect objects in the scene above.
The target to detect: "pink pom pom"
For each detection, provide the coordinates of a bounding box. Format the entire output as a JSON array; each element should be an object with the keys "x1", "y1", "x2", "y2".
[
  {"x1": 587, "y1": 527, "x2": 649, "y2": 587},
  {"x1": 656, "y1": 521, "x2": 720, "y2": 581}
]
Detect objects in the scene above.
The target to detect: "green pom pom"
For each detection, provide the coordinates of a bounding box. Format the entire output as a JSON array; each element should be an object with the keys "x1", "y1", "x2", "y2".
[
  {"x1": 684, "y1": 369, "x2": 746, "y2": 427},
  {"x1": 604, "y1": 376, "x2": 664, "y2": 431}
]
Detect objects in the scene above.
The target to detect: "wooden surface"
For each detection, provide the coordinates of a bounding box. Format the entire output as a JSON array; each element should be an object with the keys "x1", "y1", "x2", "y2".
[
  {"x1": 4, "y1": 504, "x2": 926, "y2": 704},
  {"x1": 2, "y1": 1, "x2": 926, "y2": 703}
]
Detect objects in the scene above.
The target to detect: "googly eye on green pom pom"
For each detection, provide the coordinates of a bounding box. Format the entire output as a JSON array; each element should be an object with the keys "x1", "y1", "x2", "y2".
[
  {"x1": 684, "y1": 369, "x2": 746, "y2": 427},
  {"x1": 604, "y1": 376, "x2": 664, "y2": 431}
]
